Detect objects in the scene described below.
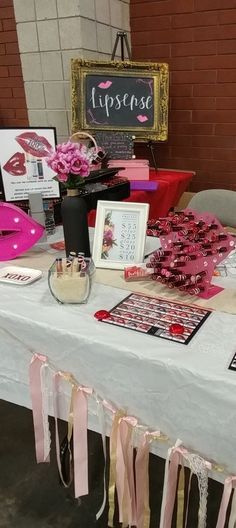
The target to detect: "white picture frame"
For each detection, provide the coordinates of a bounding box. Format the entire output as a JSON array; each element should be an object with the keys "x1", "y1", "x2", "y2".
[
  {"x1": 92, "y1": 200, "x2": 149, "y2": 270},
  {"x1": 0, "y1": 127, "x2": 60, "y2": 201}
]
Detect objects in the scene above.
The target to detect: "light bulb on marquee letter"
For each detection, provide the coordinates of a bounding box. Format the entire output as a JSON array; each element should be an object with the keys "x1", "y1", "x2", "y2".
[{"x1": 0, "y1": 202, "x2": 45, "y2": 261}]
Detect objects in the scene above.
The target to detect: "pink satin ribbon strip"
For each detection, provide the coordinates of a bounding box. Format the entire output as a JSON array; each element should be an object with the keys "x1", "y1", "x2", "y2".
[
  {"x1": 160, "y1": 443, "x2": 188, "y2": 528},
  {"x1": 135, "y1": 431, "x2": 160, "y2": 528},
  {"x1": 229, "y1": 488, "x2": 236, "y2": 528},
  {"x1": 73, "y1": 385, "x2": 93, "y2": 498},
  {"x1": 163, "y1": 449, "x2": 182, "y2": 528},
  {"x1": 29, "y1": 353, "x2": 50, "y2": 464},
  {"x1": 216, "y1": 476, "x2": 236, "y2": 528},
  {"x1": 52, "y1": 372, "x2": 93, "y2": 497}
]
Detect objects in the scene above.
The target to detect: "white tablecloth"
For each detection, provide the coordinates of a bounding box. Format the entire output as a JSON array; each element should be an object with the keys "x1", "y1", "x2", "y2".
[{"x1": 1, "y1": 231, "x2": 236, "y2": 479}]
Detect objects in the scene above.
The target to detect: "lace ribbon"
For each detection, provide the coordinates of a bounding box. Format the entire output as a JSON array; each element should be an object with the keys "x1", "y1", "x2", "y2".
[{"x1": 184, "y1": 452, "x2": 210, "y2": 528}]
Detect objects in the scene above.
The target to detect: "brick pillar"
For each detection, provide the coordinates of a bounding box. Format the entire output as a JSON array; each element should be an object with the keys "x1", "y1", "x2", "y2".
[{"x1": 0, "y1": 0, "x2": 28, "y2": 127}]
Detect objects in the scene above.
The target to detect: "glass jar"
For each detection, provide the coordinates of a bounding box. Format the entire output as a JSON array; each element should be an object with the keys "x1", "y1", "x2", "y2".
[{"x1": 48, "y1": 258, "x2": 94, "y2": 304}]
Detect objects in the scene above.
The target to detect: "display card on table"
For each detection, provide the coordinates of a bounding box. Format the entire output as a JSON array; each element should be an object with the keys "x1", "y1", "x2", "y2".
[
  {"x1": 0, "y1": 266, "x2": 42, "y2": 285},
  {"x1": 100, "y1": 292, "x2": 211, "y2": 344},
  {"x1": 95, "y1": 131, "x2": 134, "y2": 160}
]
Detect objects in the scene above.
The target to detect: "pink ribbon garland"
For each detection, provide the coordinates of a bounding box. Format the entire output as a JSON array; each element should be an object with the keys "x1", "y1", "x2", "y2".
[
  {"x1": 29, "y1": 353, "x2": 50, "y2": 463},
  {"x1": 29, "y1": 355, "x2": 236, "y2": 528},
  {"x1": 135, "y1": 431, "x2": 160, "y2": 528},
  {"x1": 116, "y1": 416, "x2": 137, "y2": 526},
  {"x1": 73, "y1": 385, "x2": 93, "y2": 498},
  {"x1": 216, "y1": 476, "x2": 236, "y2": 528}
]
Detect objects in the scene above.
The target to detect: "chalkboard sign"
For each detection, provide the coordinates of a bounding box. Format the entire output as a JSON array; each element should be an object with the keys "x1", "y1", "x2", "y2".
[
  {"x1": 71, "y1": 59, "x2": 169, "y2": 142},
  {"x1": 86, "y1": 75, "x2": 154, "y2": 128},
  {"x1": 95, "y1": 131, "x2": 134, "y2": 160}
]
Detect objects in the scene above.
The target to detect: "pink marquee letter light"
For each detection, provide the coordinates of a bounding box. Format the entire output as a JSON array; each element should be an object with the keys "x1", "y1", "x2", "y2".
[{"x1": 0, "y1": 202, "x2": 45, "y2": 261}]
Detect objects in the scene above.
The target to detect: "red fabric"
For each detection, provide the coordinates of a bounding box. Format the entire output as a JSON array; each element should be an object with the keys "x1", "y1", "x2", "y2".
[{"x1": 88, "y1": 168, "x2": 194, "y2": 227}]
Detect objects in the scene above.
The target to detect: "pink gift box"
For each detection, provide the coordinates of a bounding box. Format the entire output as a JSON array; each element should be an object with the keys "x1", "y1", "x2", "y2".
[{"x1": 107, "y1": 159, "x2": 149, "y2": 180}]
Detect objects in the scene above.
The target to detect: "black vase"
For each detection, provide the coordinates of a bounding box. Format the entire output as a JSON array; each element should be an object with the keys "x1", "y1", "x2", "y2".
[{"x1": 61, "y1": 190, "x2": 90, "y2": 258}]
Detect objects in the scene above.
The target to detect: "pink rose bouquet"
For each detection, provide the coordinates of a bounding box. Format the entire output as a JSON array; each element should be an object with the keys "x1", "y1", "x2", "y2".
[{"x1": 46, "y1": 140, "x2": 92, "y2": 189}]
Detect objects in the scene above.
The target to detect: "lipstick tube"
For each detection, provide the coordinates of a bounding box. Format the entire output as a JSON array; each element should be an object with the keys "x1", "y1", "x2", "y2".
[
  {"x1": 171, "y1": 261, "x2": 186, "y2": 268},
  {"x1": 217, "y1": 246, "x2": 227, "y2": 253},
  {"x1": 185, "y1": 285, "x2": 205, "y2": 295},
  {"x1": 56, "y1": 258, "x2": 63, "y2": 277},
  {"x1": 218, "y1": 233, "x2": 227, "y2": 240}
]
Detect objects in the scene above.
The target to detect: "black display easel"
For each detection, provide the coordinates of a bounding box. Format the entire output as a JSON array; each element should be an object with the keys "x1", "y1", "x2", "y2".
[
  {"x1": 147, "y1": 140, "x2": 158, "y2": 172},
  {"x1": 111, "y1": 32, "x2": 158, "y2": 171},
  {"x1": 111, "y1": 31, "x2": 131, "y2": 61}
]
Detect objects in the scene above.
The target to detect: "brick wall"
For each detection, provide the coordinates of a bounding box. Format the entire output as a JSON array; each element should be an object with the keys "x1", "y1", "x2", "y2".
[
  {"x1": 0, "y1": 0, "x2": 28, "y2": 127},
  {"x1": 131, "y1": 0, "x2": 236, "y2": 192}
]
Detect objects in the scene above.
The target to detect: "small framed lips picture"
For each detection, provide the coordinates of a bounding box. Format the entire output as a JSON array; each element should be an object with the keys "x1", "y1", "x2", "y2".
[
  {"x1": 0, "y1": 127, "x2": 60, "y2": 202},
  {"x1": 92, "y1": 200, "x2": 149, "y2": 270}
]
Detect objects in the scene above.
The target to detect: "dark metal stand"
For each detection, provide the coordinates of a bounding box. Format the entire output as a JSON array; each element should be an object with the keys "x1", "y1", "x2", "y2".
[
  {"x1": 147, "y1": 140, "x2": 158, "y2": 173},
  {"x1": 111, "y1": 31, "x2": 131, "y2": 61}
]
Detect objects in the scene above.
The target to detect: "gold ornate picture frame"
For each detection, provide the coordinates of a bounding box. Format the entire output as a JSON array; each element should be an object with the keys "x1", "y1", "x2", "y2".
[{"x1": 71, "y1": 59, "x2": 169, "y2": 142}]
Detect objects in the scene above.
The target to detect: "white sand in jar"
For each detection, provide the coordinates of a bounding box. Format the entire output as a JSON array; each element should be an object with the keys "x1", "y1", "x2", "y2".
[{"x1": 50, "y1": 272, "x2": 89, "y2": 303}]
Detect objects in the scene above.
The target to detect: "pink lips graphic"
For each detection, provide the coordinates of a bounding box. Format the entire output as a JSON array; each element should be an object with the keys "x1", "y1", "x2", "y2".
[
  {"x1": 15, "y1": 132, "x2": 53, "y2": 158},
  {"x1": 98, "y1": 81, "x2": 112, "y2": 89},
  {"x1": 3, "y1": 152, "x2": 26, "y2": 176},
  {"x1": 0, "y1": 202, "x2": 44, "y2": 261},
  {"x1": 137, "y1": 115, "x2": 148, "y2": 123}
]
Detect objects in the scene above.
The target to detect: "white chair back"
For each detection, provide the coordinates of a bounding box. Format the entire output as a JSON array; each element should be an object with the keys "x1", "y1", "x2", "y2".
[{"x1": 188, "y1": 189, "x2": 236, "y2": 227}]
